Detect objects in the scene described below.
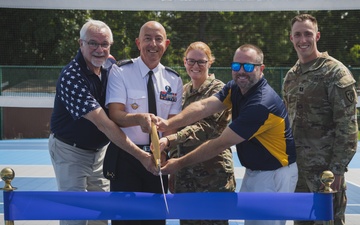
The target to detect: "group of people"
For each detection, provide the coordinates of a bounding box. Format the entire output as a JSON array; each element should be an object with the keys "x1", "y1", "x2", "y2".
[{"x1": 49, "y1": 13, "x2": 357, "y2": 225}]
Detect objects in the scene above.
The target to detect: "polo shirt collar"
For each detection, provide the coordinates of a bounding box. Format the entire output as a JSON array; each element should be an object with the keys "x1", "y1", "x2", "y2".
[
  {"x1": 75, "y1": 49, "x2": 106, "y2": 77},
  {"x1": 241, "y1": 77, "x2": 267, "y2": 98}
]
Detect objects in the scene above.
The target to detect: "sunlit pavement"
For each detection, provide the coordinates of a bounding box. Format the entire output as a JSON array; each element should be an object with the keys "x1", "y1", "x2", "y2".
[{"x1": 1, "y1": 139, "x2": 359, "y2": 225}]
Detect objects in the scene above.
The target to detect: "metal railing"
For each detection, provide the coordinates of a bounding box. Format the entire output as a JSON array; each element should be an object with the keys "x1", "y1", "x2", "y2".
[
  {"x1": 1, "y1": 65, "x2": 360, "y2": 98},
  {"x1": 0, "y1": 65, "x2": 359, "y2": 139}
]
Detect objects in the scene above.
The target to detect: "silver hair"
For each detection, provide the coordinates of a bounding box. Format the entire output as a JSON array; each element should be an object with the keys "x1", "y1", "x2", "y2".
[{"x1": 79, "y1": 19, "x2": 113, "y2": 43}]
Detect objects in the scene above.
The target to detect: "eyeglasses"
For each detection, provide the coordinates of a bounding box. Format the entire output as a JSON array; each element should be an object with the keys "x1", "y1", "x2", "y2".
[
  {"x1": 82, "y1": 40, "x2": 111, "y2": 50},
  {"x1": 186, "y1": 58, "x2": 208, "y2": 66},
  {"x1": 231, "y1": 62, "x2": 262, "y2": 72}
]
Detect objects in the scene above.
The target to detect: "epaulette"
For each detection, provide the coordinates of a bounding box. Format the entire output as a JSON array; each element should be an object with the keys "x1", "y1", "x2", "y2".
[
  {"x1": 165, "y1": 66, "x2": 180, "y2": 77},
  {"x1": 115, "y1": 59, "x2": 133, "y2": 67}
]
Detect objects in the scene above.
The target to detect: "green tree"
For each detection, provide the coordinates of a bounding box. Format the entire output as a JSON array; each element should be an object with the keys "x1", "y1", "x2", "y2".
[
  {"x1": 0, "y1": 8, "x2": 90, "y2": 65},
  {"x1": 350, "y1": 44, "x2": 360, "y2": 64},
  {"x1": 1, "y1": 8, "x2": 360, "y2": 70},
  {"x1": 302, "y1": 10, "x2": 360, "y2": 66}
]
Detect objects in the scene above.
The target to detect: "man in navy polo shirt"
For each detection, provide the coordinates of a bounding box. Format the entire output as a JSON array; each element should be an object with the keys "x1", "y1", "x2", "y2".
[
  {"x1": 156, "y1": 44, "x2": 298, "y2": 225},
  {"x1": 49, "y1": 19, "x2": 157, "y2": 225}
]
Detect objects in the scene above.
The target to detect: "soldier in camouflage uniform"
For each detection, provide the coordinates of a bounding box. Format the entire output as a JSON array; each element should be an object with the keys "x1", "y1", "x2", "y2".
[
  {"x1": 161, "y1": 42, "x2": 236, "y2": 225},
  {"x1": 283, "y1": 14, "x2": 358, "y2": 225}
]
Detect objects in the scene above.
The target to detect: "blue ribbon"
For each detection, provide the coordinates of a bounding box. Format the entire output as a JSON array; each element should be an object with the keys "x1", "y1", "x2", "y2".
[{"x1": 3, "y1": 191, "x2": 333, "y2": 221}]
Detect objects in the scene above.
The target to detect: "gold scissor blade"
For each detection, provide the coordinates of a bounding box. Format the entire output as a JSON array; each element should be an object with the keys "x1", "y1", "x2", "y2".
[
  {"x1": 150, "y1": 122, "x2": 161, "y2": 167},
  {"x1": 150, "y1": 122, "x2": 169, "y2": 213}
]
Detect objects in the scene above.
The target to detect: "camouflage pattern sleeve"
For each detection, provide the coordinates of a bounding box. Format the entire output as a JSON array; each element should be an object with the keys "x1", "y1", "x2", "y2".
[
  {"x1": 328, "y1": 68, "x2": 358, "y2": 174},
  {"x1": 166, "y1": 77, "x2": 231, "y2": 156}
]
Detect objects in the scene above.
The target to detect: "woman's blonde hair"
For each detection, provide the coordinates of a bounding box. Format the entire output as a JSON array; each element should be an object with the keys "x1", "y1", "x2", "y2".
[{"x1": 184, "y1": 41, "x2": 215, "y2": 64}]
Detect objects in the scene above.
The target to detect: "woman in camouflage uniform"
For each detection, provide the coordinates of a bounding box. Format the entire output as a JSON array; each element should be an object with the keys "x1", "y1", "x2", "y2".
[{"x1": 160, "y1": 41, "x2": 236, "y2": 225}]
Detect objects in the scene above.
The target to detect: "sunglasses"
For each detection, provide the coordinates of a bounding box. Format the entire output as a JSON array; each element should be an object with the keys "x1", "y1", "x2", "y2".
[{"x1": 231, "y1": 62, "x2": 262, "y2": 72}]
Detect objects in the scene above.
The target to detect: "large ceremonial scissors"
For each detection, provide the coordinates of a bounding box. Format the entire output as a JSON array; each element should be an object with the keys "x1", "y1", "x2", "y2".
[{"x1": 150, "y1": 122, "x2": 169, "y2": 213}]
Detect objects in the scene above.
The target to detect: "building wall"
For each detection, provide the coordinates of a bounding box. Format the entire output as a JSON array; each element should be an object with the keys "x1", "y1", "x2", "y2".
[{"x1": 2, "y1": 108, "x2": 52, "y2": 139}]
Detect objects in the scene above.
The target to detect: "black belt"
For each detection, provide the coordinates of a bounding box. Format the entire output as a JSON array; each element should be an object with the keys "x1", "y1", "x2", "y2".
[
  {"x1": 52, "y1": 133, "x2": 101, "y2": 152},
  {"x1": 137, "y1": 145, "x2": 151, "y2": 153}
]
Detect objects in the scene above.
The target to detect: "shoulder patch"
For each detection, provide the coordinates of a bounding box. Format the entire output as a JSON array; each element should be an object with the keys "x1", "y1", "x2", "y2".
[
  {"x1": 165, "y1": 66, "x2": 180, "y2": 77},
  {"x1": 334, "y1": 72, "x2": 356, "y2": 89},
  {"x1": 115, "y1": 59, "x2": 133, "y2": 67}
]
